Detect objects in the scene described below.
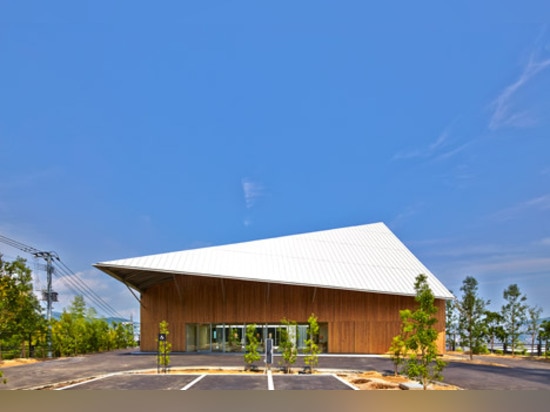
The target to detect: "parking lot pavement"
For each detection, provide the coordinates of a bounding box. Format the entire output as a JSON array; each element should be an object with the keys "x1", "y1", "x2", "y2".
[
  {"x1": 59, "y1": 373, "x2": 355, "y2": 390},
  {"x1": 271, "y1": 375, "x2": 354, "y2": 390},
  {"x1": 2, "y1": 350, "x2": 550, "y2": 390},
  {"x1": 188, "y1": 375, "x2": 268, "y2": 390},
  {"x1": 63, "y1": 374, "x2": 199, "y2": 390}
]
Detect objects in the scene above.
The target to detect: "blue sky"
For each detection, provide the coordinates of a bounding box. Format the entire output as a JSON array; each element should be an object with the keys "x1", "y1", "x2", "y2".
[{"x1": 1, "y1": 1, "x2": 549, "y2": 320}]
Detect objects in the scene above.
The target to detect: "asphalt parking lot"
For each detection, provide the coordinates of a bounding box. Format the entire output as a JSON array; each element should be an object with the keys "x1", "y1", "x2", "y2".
[
  {"x1": 59, "y1": 373, "x2": 355, "y2": 390},
  {"x1": 59, "y1": 372, "x2": 355, "y2": 390},
  {"x1": 2, "y1": 349, "x2": 550, "y2": 390}
]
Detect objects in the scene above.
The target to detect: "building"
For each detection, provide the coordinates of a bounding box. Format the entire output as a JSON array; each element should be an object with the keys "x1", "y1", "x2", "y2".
[{"x1": 94, "y1": 222, "x2": 453, "y2": 354}]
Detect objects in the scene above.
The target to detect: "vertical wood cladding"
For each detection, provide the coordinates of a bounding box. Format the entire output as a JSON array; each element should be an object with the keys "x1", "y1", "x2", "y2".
[{"x1": 140, "y1": 275, "x2": 447, "y2": 354}]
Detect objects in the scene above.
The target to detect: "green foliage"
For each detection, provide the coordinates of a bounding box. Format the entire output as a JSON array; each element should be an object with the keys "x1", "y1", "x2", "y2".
[
  {"x1": 157, "y1": 320, "x2": 171, "y2": 371},
  {"x1": 445, "y1": 294, "x2": 459, "y2": 351},
  {"x1": 0, "y1": 256, "x2": 45, "y2": 360},
  {"x1": 228, "y1": 328, "x2": 240, "y2": 352},
  {"x1": 485, "y1": 310, "x2": 505, "y2": 353},
  {"x1": 388, "y1": 334, "x2": 406, "y2": 376},
  {"x1": 395, "y1": 274, "x2": 447, "y2": 389},
  {"x1": 540, "y1": 320, "x2": 550, "y2": 358},
  {"x1": 278, "y1": 318, "x2": 297, "y2": 373},
  {"x1": 304, "y1": 313, "x2": 320, "y2": 370},
  {"x1": 501, "y1": 284, "x2": 528, "y2": 355},
  {"x1": 51, "y1": 295, "x2": 135, "y2": 357},
  {"x1": 1, "y1": 257, "x2": 135, "y2": 360},
  {"x1": 0, "y1": 369, "x2": 5, "y2": 384},
  {"x1": 527, "y1": 306, "x2": 543, "y2": 355},
  {"x1": 244, "y1": 324, "x2": 261, "y2": 366},
  {"x1": 456, "y1": 276, "x2": 490, "y2": 360}
]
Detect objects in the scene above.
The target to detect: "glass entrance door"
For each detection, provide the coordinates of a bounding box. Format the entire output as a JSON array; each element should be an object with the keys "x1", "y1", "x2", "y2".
[{"x1": 197, "y1": 324, "x2": 211, "y2": 351}]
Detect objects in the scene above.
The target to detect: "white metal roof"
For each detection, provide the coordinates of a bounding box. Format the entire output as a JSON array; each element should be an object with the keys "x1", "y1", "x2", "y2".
[{"x1": 94, "y1": 222, "x2": 454, "y2": 299}]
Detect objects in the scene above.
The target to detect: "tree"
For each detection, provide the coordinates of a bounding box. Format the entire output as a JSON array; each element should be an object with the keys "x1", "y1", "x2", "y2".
[
  {"x1": 445, "y1": 294, "x2": 459, "y2": 351},
  {"x1": 244, "y1": 324, "x2": 261, "y2": 369},
  {"x1": 227, "y1": 328, "x2": 240, "y2": 352},
  {"x1": 485, "y1": 310, "x2": 505, "y2": 353},
  {"x1": 388, "y1": 333, "x2": 407, "y2": 376},
  {"x1": 527, "y1": 306, "x2": 543, "y2": 356},
  {"x1": 399, "y1": 274, "x2": 446, "y2": 390},
  {"x1": 278, "y1": 318, "x2": 297, "y2": 373},
  {"x1": 157, "y1": 320, "x2": 171, "y2": 373},
  {"x1": 540, "y1": 320, "x2": 550, "y2": 358},
  {"x1": 456, "y1": 276, "x2": 490, "y2": 360},
  {"x1": 501, "y1": 284, "x2": 528, "y2": 355},
  {"x1": 51, "y1": 295, "x2": 90, "y2": 356},
  {"x1": 0, "y1": 256, "x2": 44, "y2": 360},
  {"x1": 303, "y1": 313, "x2": 321, "y2": 372}
]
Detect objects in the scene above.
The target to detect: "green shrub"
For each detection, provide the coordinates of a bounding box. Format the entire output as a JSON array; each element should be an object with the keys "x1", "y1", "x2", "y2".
[{"x1": 244, "y1": 324, "x2": 261, "y2": 368}]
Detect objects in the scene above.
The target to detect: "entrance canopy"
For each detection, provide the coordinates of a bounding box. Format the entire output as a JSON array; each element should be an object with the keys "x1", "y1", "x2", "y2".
[{"x1": 94, "y1": 222, "x2": 454, "y2": 300}]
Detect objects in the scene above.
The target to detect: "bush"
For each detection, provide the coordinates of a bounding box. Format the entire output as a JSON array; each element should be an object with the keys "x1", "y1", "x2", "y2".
[
  {"x1": 278, "y1": 318, "x2": 297, "y2": 373},
  {"x1": 244, "y1": 324, "x2": 261, "y2": 368}
]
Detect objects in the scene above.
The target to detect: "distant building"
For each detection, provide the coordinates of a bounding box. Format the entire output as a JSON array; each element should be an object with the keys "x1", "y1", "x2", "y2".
[{"x1": 95, "y1": 222, "x2": 453, "y2": 354}]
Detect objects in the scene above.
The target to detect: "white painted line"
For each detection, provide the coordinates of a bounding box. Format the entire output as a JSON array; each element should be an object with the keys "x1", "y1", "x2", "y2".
[
  {"x1": 267, "y1": 370, "x2": 274, "y2": 390},
  {"x1": 56, "y1": 373, "x2": 118, "y2": 390},
  {"x1": 181, "y1": 374, "x2": 206, "y2": 390},
  {"x1": 331, "y1": 373, "x2": 359, "y2": 390}
]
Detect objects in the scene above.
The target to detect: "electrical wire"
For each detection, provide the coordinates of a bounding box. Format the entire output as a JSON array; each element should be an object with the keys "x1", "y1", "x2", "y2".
[
  {"x1": 0, "y1": 234, "x2": 126, "y2": 320},
  {"x1": 52, "y1": 259, "x2": 124, "y2": 320}
]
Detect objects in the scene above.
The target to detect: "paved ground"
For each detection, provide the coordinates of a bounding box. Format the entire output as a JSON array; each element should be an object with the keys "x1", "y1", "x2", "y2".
[{"x1": 1, "y1": 349, "x2": 550, "y2": 390}]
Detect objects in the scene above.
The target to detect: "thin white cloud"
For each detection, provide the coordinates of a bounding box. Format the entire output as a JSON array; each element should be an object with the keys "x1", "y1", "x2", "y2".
[
  {"x1": 489, "y1": 48, "x2": 550, "y2": 130},
  {"x1": 393, "y1": 124, "x2": 469, "y2": 163},
  {"x1": 393, "y1": 129, "x2": 451, "y2": 160},
  {"x1": 540, "y1": 237, "x2": 550, "y2": 246},
  {"x1": 241, "y1": 177, "x2": 264, "y2": 209},
  {"x1": 389, "y1": 203, "x2": 425, "y2": 227},
  {"x1": 434, "y1": 142, "x2": 472, "y2": 161},
  {"x1": 491, "y1": 193, "x2": 550, "y2": 221}
]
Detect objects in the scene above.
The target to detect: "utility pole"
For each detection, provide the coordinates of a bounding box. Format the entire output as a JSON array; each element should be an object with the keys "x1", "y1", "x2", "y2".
[
  {"x1": 0, "y1": 235, "x2": 59, "y2": 359},
  {"x1": 34, "y1": 251, "x2": 58, "y2": 358}
]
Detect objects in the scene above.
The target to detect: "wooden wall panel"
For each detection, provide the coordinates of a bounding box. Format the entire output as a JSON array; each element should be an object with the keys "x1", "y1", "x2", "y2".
[
  {"x1": 330, "y1": 321, "x2": 355, "y2": 353},
  {"x1": 139, "y1": 274, "x2": 448, "y2": 354}
]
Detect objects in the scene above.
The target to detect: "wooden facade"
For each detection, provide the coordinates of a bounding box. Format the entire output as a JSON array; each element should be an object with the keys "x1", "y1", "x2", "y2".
[{"x1": 139, "y1": 274, "x2": 446, "y2": 354}]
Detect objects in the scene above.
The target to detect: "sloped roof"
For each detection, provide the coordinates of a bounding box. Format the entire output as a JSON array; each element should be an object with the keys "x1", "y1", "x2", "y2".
[{"x1": 94, "y1": 222, "x2": 454, "y2": 299}]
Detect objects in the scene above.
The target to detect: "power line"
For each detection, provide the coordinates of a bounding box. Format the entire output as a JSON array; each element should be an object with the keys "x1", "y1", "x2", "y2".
[
  {"x1": 0, "y1": 234, "x2": 125, "y2": 320},
  {"x1": 52, "y1": 260, "x2": 123, "y2": 319}
]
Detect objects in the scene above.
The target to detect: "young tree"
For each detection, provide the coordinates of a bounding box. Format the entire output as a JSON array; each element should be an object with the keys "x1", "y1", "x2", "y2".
[
  {"x1": 527, "y1": 306, "x2": 543, "y2": 356},
  {"x1": 388, "y1": 333, "x2": 407, "y2": 376},
  {"x1": 227, "y1": 328, "x2": 240, "y2": 352},
  {"x1": 501, "y1": 284, "x2": 528, "y2": 355},
  {"x1": 456, "y1": 276, "x2": 490, "y2": 360},
  {"x1": 485, "y1": 310, "x2": 505, "y2": 353},
  {"x1": 445, "y1": 294, "x2": 459, "y2": 351},
  {"x1": 244, "y1": 324, "x2": 261, "y2": 369},
  {"x1": 304, "y1": 313, "x2": 320, "y2": 372},
  {"x1": 400, "y1": 274, "x2": 446, "y2": 389},
  {"x1": 278, "y1": 318, "x2": 297, "y2": 373},
  {"x1": 540, "y1": 320, "x2": 550, "y2": 358},
  {"x1": 157, "y1": 320, "x2": 171, "y2": 373}
]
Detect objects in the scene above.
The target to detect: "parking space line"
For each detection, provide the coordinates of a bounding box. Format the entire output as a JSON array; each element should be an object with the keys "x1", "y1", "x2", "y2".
[
  {"x1": 267, "y1": 370, "x2": 274, "y2": 390},
  {"x1": 56, "y1": 373, "x2": 118, "y2": 390},
  {"x1": 180, "y1": 374, "x2": 206, "y2": 390}
]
